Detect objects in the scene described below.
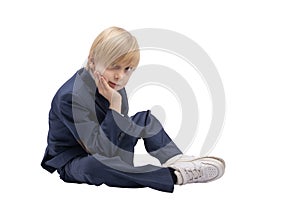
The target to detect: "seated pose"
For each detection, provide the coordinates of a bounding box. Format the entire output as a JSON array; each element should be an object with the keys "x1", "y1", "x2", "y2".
[{"x1": 41, "y1": 26, "x2": 225, "y2": 193}]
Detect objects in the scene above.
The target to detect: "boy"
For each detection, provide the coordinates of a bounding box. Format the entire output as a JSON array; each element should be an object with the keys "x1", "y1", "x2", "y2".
[{"x1": 41, "y1": 26, "x2": 225, "y2": 193}]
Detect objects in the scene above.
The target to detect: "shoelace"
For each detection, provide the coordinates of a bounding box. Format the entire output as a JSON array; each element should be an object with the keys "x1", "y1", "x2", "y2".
[{"x1": 183, "y1": 167, "x2": 203, "y2": 182}]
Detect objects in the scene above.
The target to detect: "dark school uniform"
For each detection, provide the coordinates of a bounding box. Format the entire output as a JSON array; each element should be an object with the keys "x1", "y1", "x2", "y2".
[{"x1": 41, "y1": 68, "x2": 182, "y2": 192}]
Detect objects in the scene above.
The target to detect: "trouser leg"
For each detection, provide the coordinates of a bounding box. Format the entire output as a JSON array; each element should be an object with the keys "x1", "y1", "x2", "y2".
[
  {"x1": 58, "y1": 154, "x2": 175, "y2": 192},
  {"x1": 100, "y1": 110, "x2": 181, "y2": 165},
  {"x1": 130, "y1": 110, "x2": 182, "y2": 164}
]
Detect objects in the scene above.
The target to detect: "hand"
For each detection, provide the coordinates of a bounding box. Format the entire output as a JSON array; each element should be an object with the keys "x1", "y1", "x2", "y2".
[{"x1": 94, "y1": 71, "x2": 122, "y2": 113}]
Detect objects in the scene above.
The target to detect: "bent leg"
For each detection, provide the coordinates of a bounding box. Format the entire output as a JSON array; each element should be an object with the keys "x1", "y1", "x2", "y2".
[
  {"x1": 130, "y1": 110, "x2": 182, "y2": 164},
  {"x1": 58, "y1": 154, "x2": 175, "y2": 192}
]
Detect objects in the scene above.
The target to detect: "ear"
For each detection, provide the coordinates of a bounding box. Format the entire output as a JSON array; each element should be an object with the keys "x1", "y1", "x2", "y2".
[
  {"x1": 88, "y1": 57, "x2": 95, "y2": 71},
  {"x1": 93, "y1": 71, "x2": 100, "y2": 80}
]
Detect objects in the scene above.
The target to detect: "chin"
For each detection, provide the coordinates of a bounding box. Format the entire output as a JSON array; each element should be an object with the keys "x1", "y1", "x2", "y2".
[{"x1": 116, "y1": 86, "x2": 124, "y2": 91}]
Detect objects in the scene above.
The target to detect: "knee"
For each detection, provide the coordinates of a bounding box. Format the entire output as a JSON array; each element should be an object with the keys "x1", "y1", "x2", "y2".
[
  {"x1": 131, "y1": 110, "x2": 153, "y2": 126},
  {"x1": 80, "y1": 156, "x2": 104, "y2": 175}
]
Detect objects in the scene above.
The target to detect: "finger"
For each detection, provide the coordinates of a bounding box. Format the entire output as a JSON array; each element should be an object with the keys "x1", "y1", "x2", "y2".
[
  {"x1": 94, "y1": 71, "x2": 105, "y2": 92},
  {"x1": 94, "y1": 71, "x2": 100, "y2": 80},
  {"x1": 100, "y1": 76, "x2": 110, "y2": 90},
  {"x1": 96, "y1": 72, "x2": 106, "y2": 89}
]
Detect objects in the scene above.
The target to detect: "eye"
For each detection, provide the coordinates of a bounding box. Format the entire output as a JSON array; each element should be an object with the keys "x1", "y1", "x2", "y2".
[{"x1": 125, "y1": 66, "x2": 134, "y2": 72}]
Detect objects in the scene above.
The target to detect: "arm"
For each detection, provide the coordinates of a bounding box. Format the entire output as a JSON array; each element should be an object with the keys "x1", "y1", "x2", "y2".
[{"x1": 59, "y1": 92, "x2": 134, "y2": 157}]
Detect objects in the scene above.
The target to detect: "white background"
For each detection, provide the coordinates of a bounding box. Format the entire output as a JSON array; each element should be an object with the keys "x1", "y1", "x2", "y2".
[{"x1": 1, "y1": 0, "x2": 299, "y2": 199}]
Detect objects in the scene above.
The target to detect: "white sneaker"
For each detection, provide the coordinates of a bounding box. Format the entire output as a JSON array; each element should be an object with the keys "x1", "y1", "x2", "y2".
[{"x1": 169, "y1": 156, "x2": 225, "y2": 185}]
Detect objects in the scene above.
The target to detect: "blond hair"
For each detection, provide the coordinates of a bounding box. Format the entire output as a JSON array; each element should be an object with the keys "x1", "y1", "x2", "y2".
[{"x1": 86, "y1": 26, "x2": 140, "y2": 71}]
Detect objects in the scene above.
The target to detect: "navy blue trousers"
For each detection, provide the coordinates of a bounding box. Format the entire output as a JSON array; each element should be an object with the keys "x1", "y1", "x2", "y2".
[{"x1": 58, "y1": 111, "x2": 182, "y2": 192}]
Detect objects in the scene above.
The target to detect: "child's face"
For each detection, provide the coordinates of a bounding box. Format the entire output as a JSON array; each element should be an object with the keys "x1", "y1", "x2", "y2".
[{"x1": 96, "y1": 62, "x2": 135, "y2": 91}]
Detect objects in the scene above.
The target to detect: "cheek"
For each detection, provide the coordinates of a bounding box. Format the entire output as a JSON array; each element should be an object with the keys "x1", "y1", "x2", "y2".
[
  {"x1": 116, "y1": 75, "x2": 131, "y2": 90},
  {"x1": 122, "y1": 75, "x2": 131, "y2": 84},
  {"x1": 102, "y1": 71, "x2": 112, "y2": 80}
]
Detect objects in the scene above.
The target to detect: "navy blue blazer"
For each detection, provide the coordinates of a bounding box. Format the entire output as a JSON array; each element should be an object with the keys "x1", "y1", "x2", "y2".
[{"x1": 41, "y1": 68, "x2": 132, "y2": 173}]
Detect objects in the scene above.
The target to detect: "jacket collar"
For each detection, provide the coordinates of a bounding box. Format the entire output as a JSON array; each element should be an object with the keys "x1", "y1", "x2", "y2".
[{"x1": 78, "y1": 68, "x2": 97, "y2": 93}]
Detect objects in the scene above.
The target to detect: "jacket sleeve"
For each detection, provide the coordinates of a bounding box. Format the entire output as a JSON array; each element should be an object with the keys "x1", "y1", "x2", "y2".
[{"x1": 59, "y1": 92, "x2": 139, "y2": 157}]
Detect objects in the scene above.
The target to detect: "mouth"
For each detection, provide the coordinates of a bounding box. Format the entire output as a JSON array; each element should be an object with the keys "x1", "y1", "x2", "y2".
[{"x1": 108, "y1": 81, "x2": 118, "y2": 88}]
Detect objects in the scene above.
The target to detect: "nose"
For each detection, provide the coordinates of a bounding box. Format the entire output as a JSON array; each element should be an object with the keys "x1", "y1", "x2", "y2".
[{"x1": 114, "y1": 70, "x2": 124, "y2": 80}]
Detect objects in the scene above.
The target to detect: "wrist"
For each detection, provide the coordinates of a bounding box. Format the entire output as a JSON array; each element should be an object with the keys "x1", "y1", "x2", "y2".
[{"x1": 109, "y1": 98, "x2": 122, "y2": 113}]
